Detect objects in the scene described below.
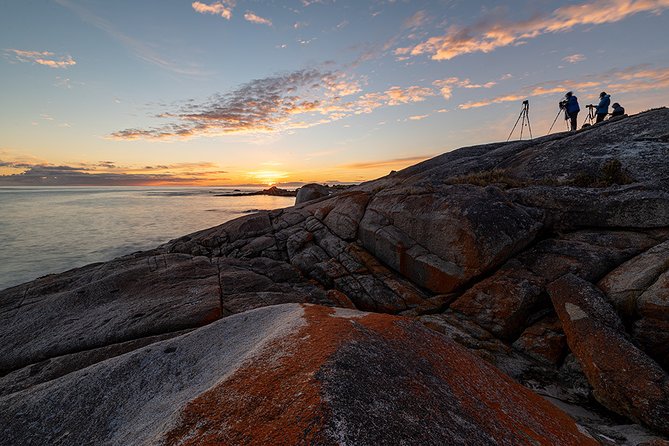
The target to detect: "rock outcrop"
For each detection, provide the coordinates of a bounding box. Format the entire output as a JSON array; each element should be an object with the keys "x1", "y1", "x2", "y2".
[
  {"x1": 548, "y1": 274, "x2": 669, "y2": 436},
  {"x1": 3, "y1": 108, "x2": 669, "y2": 444},
  {"x1": 295, "y1": 183, "x2": 332, "y2": 204},
  {"x1": 0, "y1": 304, "x2": 599, "y2": 445}
]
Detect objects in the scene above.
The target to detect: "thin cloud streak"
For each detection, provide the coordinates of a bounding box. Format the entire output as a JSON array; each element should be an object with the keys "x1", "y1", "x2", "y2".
[
  {"x1": 563, "y1": 54, "x2": 586, "y2": 64},
  {"x1": 434, "y1": 77, "x2": 497, "y2": 100},
  {"x1": 244, "y1": 11, "x2": 272, "y2": 26},
  {"x1": 397, "y1": 0, "x2": 669, "y2": 60},
  {"x1": 4, "y1": 49, "x2": 76, "y2": 68}
]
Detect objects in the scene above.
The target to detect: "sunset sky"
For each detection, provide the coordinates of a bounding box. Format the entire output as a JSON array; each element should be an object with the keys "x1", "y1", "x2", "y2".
[{"x1": 1, "y1": 0, "x2": 668, "y2": 186}]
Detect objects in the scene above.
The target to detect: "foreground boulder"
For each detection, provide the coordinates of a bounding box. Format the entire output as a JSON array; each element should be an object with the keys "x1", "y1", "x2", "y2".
[
  {"x1": 548, "y1": 274, "x2": 669, "y2": 436},
  {"x1": 0, "y1": 304, "x2": 597, "y2": 446}
]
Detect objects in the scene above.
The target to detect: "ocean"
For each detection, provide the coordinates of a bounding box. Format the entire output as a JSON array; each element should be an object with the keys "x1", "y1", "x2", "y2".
[{"x1": 0, "y1": 186, "x2": 296, "y2": 291}]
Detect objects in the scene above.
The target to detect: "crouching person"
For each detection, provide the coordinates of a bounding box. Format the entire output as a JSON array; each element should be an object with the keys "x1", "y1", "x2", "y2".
[{"x1": 611, "y1": 102, "x2": 625, "y2": 118}]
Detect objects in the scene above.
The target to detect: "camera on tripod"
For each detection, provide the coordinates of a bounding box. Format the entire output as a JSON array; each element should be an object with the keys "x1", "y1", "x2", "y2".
[
  {"x1": 586, "y1": 104, "x2": 596, "y2": 109},
  {"x1": 558, "y1": 100, "x2": 567, "y2": 109}
]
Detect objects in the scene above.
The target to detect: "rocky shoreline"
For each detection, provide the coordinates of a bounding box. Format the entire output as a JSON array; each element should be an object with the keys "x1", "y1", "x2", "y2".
[
  {"x1": 215, "y1": 185, "x2": 298, "y2": 197},
  {"x1": 2, "y1": 108, "x2": 669, "y2": 445}
]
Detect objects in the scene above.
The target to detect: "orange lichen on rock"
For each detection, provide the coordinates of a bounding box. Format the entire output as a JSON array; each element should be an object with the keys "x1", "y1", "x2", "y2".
[
  {"x1": 165, "y1": 304, "x2": 597, "y2": 446},
  {"x1": 357, "y1": 313, "x2": 599, "y2": 446},
  {"x1": 162, "y1": 305, "x2": 352, "y2": 446}
]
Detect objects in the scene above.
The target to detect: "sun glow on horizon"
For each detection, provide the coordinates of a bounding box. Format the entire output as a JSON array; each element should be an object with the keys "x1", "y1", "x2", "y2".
[{"x1": 247, "y1": 170, "x2": 289, "y2": 186}]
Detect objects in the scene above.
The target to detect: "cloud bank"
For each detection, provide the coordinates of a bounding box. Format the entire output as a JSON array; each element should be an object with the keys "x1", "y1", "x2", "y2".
[{"x1": 0, "y1": 161, "x2": 228, "y2": 186}]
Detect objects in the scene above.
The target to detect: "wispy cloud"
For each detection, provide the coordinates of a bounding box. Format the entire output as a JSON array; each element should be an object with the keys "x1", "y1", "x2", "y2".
[
  {"x1": 458, "y1": 64, "x2": 669, "y2": 109},
  {"x1": 56, "y1": 0, "x2": 209, "y2": 77},
  {"x1": 397, "y1": 0, "x2": 669, "y2": 61},
  {"x1": 433, "y1": 77, "x2": 497, "y2": 100},
  {"x1": 192, "y1": 1, "x2": 235, "y2": 19},
  {"x1": 563, "y1": 54, "x2": 586, "y2": 64},
  {"x1": 244, "y1": 11, "x2": 272, "y2": 26},
  {"x1": 403, "y1": 10, "x2": 429, "y2": 29},
  {"x1": 110, "y1": 69, "x2": 435, "y2": 140},
  {"x1": 4, "y1": 49, "x2": 76, "y2": 68},
  {"x1": 408, "y1": 114, "x2": 429, "y2": 121}
]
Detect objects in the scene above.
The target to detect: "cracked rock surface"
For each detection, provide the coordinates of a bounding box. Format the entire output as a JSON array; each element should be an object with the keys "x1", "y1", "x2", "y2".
[{"x1": 3, "y1": 108, "x2": 669, "y2": 445}]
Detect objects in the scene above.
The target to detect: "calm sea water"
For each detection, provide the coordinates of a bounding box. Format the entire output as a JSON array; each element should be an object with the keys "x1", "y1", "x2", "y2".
[{"x1": 0, "y1": 187, "x2": 296, "y2": 291}]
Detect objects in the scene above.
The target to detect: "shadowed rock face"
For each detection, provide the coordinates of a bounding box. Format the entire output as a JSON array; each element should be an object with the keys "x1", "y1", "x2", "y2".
[{"x1": 3, "y1": 108, "x2": 669, "y2": 444}]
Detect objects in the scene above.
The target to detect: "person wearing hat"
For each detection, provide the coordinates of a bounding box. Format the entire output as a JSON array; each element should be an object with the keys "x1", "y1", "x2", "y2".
[
  {"x1": 563, "y1": 91, "x2": 580, "y2": 131},
  {"x1": 596, "y1": 91, "x2": 611, "y2": 123}
]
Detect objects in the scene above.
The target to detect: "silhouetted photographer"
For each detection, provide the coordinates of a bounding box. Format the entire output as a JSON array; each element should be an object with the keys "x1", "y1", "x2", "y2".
[
  {"x1": 596, "y1": 91, "x2": 611, "y2": 123},
  {"x1": 561, "y1": 91, "x2": 580, "y2": 131}
]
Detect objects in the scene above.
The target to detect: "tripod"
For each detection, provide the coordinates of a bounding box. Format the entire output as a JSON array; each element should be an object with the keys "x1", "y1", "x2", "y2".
[
  {"x1": 507, "y1": 100, "x2": 533, "y2": 141},
  {"x1": 547, "y1": 107, "x2": 569, "y2": 135},
  {"x1": 582, "y1": 106, "x2": 596, "y2": 127}
]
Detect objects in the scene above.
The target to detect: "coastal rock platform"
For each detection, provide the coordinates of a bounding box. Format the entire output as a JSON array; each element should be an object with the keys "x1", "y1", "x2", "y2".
[{"x1": 2, "y1": 108, "x2": 669, "y2": 445}]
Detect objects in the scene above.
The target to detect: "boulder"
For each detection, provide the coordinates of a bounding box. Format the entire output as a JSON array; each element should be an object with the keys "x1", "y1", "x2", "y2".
[
  {"x1": 295, "y1": 183, "x2": 331, "y2": 204},
  {"x1": 598, "y1": 239, "x2": 669, "y2": 318},
  {"x1": 359, "y1": 184, "x2": 542, "y2": 294},
  {"x1": 598, "y1": 239, "x2": 669, "y2": 368},
  {"x1": 548, "y1": 274, "x2": 669, "y2": 435},
  {"x1": 0, "y1": 252, "x2": 222, "y2": 375},
  {"x1": 512, "y1": 315, "x2": 567, "y2": 365},
  {"x1": 0, "y1": 304, "x2": 597, "y2": 446},
  {"x1": 450, "y1": 265, "x2": 545, "y2": 341}
]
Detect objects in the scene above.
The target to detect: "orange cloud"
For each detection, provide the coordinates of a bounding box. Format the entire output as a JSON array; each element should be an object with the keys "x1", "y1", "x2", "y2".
[
  {"x1": 244, "y1": 11, "x2": 272, "y2": 26},
  {"x1": 398, "y1": 0, "x2": 669, "y2": 61},
  {"x1": 192, "y1": 1, "x2": 235, "y2": 19},
  {"x1": 5, "y1": 49, "x2": 76, "y2": 68}
]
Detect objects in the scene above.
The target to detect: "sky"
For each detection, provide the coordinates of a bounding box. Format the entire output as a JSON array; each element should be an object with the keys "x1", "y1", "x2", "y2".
[{"x1": 1, "y1": 0, "x2": 668, "y2": 187}]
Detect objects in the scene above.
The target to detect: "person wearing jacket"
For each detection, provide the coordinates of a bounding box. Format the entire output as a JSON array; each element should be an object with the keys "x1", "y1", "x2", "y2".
[
  {"x1": 563, "y1": 91, "x2": 580, "y2": 131},
  {"x1": 596, "y1": 91, "x2": 611, "y2": 123},
  {"x1": 611, "y1": 102, "x2": 625, "y2": 118}
]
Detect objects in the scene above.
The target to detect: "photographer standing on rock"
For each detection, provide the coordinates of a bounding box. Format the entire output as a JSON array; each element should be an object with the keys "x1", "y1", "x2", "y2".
[
  {"x1": 562, "y1": 91, "x2": 580, "y2": 131},
  {"x1": 596, "y1": 91, "x2": 611, "y2": 123}
]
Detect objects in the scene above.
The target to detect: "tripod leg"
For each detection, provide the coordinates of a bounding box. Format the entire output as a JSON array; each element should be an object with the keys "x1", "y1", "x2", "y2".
[
  {"x1": 525, "y1": 110, "x2": 533, "y2": 139},
  {"x1": 547, "y1": 109, "x2": 562, "y2": 135},
  {"x1": 507, "y1": 111, "x2": 523, "y2": 141}
]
